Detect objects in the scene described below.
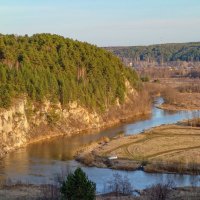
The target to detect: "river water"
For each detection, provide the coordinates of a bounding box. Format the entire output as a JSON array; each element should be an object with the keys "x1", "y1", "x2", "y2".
[{"x1": 0, "y1": 98, "x2": 199, "y2": 193}]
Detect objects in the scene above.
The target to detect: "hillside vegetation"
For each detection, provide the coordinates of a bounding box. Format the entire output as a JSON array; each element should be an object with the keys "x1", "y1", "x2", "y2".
[
  {"x1": 0, "y1": 34, "x2": 139, "y2": 110},
  {"x1": 106, "y1": 42, "x2": 200, "y2": 62}
]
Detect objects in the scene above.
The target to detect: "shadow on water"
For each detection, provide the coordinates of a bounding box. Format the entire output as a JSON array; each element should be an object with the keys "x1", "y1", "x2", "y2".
[{"x1": 0, "y1": 97, "x2": 199, "y2": 192}]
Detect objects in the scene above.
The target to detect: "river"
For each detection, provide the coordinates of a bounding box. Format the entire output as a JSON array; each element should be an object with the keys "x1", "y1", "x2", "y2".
[{"x1": 0, "y1": 98, "x2": 199, "y2": 193}]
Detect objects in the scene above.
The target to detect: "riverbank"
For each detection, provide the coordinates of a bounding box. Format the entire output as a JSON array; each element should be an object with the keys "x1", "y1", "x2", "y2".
[
  {"x1": 0, "y1": 88, "x2": 151, "y2": 159},
  {"x1": 158, "y1": 92, "x2": 200, "y2": 111},
  {"x1": 146, "y1": 78, "x2": 200, "y2": 111},
  {"x1": 98, "y1": 187, "x2": 200, "y2": 200},
  {"x1": 76, "y1": 121, "x2": 200, "y2": 175},
  {"x1": 1, "y1": 184, "x2": 200, "y2": 200}
]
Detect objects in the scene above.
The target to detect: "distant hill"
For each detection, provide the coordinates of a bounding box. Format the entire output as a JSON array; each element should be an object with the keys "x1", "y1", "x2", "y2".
[
  {"x1": 0, "y1": 34, "x2": 139, "y2": 109},
  {"x1": 105, "y1": 42, "x2": 200, "y2": 63}
]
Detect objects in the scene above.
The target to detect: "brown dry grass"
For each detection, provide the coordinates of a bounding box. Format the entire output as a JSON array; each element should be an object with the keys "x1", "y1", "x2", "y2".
[
  {"x1": 0, "y1": 185, "x2": 42, "y2": 200},
  {"x1": 160, "y1": 92, "x2": 200, "y2": 111},
  {"x1": 1, "y1": 184, "x2": 200, "y2": 200},
  {"x1": 95, "y1": 124, "x2": 200, "y2": 172},
  {"x1": 146, "y1": 78, "x2": 200, "y2": 111},
  {"x1": 97, "y1": 187, "x2": 200, "y2": 200},
  {"x1": 156, "y1": 78, "x2": 200, "y2": 89}
]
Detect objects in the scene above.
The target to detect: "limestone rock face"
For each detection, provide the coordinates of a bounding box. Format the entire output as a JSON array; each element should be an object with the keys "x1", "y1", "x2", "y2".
[
  {"x1": 0, "y1": 99, "x2": 29, "y2": 158},
  {"x1": 0, "y1": 81, "x2": 150, "y2": 158},
  {"x1": 0, "y1": 98, "x2": 102, "y2": 158}
]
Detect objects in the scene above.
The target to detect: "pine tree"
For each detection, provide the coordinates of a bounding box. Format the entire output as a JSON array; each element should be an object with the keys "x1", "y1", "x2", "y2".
[
  {"x1": 61, "y1": 168, "x2": 96, "y2": 200},
  {"x1": 0, "y1": 34, "x2": 139, "y2": 110}
]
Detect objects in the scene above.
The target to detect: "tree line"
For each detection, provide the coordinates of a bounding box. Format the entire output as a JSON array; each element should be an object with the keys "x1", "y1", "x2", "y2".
[{"x1": 106, "y1": 42, "x2": 200, "y2": 63}]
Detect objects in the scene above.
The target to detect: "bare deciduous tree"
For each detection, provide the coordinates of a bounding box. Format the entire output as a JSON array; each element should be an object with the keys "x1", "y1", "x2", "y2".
[
  {"x1": 104, "y1": 173, "x2": 133, "y2": 197},
  {"x1": 144, "y1": 180, "x2": 174, "y2": 200}
]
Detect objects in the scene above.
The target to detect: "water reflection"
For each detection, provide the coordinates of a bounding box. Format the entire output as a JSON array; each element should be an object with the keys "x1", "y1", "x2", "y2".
[{"x1": 0, "y1": 97, "x2": 199, "y2": 191}]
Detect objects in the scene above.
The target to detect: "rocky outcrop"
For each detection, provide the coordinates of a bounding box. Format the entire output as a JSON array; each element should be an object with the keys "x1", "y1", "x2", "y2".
[
  {"x1": 0, "y1": 86, "x2": 151, "y2": 159},
  {"x1": 0, "y1": 99, "x2": 29, "y2": 158},
  {"x1": 0, "y1": 98, "x2": 102, "y2": 158}
]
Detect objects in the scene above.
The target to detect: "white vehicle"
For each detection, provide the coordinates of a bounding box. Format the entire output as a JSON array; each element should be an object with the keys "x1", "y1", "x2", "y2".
[{"x1": 108, "y1": 156, "x2": 118, "y2": 160}]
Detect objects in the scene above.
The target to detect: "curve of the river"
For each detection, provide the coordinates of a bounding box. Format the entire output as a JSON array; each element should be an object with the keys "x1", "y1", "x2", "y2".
[{"x1": 0, "y1": 98, "x2": 199, "y2": 193}]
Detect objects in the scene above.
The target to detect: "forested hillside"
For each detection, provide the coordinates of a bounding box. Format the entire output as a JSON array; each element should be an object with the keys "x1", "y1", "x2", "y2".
[
  {"x1": 0, "y1": 34, "x2": 139, "y2": 110},
  {"x1": 106, "y1": 42, "x2": 200, "y2": 63}
]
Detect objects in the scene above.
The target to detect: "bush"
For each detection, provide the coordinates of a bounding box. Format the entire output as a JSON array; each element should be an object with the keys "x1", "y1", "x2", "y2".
[
  {"x1": 162, "y1": 87, "x2": 178, "y2": 104},
  {"x1": 60, "y1": 167, "x2": 96, "y2": 200},
  {"x1": 0, "y1": 84, "x2": 11, "y2": 108},
  {"x1": 145, "y1": 181, "x2": 174, "y2": 200},
  {"x1": 153, "y1": 79, "x2": 160, "y2": 83},
  {"x1": 104, "y1": 173, "x2": 133, "y2": 196},
  {"x1": 141, "y1": 76, "x2": 150, "y2": 82},
  {"x1": 46, "y1": 110, "x2": 60, "y2": 124}
]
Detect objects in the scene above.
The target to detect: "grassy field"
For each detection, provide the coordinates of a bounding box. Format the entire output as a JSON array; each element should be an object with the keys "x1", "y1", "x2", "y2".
[{"x1": 90, "y1": 123, "x2": 200, "y2": 173}]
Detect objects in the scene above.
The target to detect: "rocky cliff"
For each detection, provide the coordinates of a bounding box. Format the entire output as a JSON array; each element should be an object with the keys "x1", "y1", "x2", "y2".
[{"x1": 0, "y1": 86, "x2": 150, "y2": 159}]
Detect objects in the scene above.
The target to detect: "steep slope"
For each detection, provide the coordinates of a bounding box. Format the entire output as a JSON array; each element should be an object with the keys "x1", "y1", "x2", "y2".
[
  {"x1": 0, "y1": 34, "x2": 150, "y2": 158},
  {"x1": 0, "y1": 34, "x2": 139, "y2": 110}
]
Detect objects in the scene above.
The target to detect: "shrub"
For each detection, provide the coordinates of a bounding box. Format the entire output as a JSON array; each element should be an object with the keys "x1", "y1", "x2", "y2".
[
  {"x1": 0, "y1": 84, "x2": 11, "y2": 108},
  {"x1": 141, "y1": 76, "x2": 150, "y2": 82},
  {"x1": 145, "y1": 181, "x2": 174, "y2": 200},
  {"x1": 47, "y1": 110, "x2": 60, "y2": 124},
  {"x1": 162, "y1": 87, "x2": 178, "y2": 104},
  {"x1": 60, "y1": 167, "x2": 96, "y2": 200},
  {"x1": 104, "y1": 173, "x2": 133, "y2": 196}
]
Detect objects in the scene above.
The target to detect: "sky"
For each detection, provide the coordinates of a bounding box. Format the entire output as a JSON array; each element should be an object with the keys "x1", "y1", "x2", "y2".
[{"x1": 0, "y1": 0, "x2": 200, "y2": 46}]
